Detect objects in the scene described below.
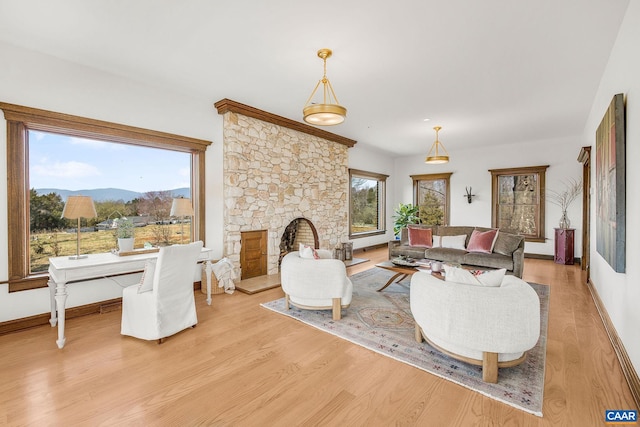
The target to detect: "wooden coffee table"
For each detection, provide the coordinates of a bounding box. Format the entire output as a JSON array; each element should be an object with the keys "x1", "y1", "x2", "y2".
[
  {"x1": 375, "y1": 260, "x2": 447, "y2": 291},
  {"x1": 375, "y1": 260, "x2": 421, "y2": 291}
]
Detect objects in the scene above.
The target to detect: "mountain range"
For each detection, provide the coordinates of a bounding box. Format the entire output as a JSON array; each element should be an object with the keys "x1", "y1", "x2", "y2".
[{"x1": 34, "y1": 187, "x2": 190, "y2": 203}]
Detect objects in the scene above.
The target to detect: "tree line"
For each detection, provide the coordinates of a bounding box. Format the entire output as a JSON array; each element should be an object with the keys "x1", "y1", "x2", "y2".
[
  {"x1": 351, "y1": 178, "x2": 379, "y2": 229},
  {"x1": 30, "y1": 189, "x2": 179, "y2": 232}
]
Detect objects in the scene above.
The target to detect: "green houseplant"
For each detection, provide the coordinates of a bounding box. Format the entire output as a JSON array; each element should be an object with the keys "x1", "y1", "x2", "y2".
[
  {"x1": 115, "y1": 217, "x2": 135, "y2": 252},
  {"x1": 392, "y1": 203, "x2": 419, "y2": 238}
]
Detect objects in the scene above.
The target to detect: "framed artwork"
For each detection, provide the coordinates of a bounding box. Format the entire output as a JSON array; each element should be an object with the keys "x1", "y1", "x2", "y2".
[
  {"x1": 489, "y1": 165, "x2": 549, "y2": 242},
  {"x1": 596, "y1": 93, "x2": 626, "y2": 273}
]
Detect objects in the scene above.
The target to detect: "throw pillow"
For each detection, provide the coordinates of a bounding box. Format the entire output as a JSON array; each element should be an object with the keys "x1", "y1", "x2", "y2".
[
  {"x1": 444, "y1": 265, "x2": 479, "y2": 285},
  {"x1": 299, "y1": 243, "x2": 319, "y2": 259},
  {"x1": 444, "y1": 265, "x2": 506, "y2": 287},
  {"x1": 138, "y1": 259, "x2": 157, "y2": 293},
  {"x1": 467, "y1": 228, "x2": 499, "y2": 254},
  {"x1": 469, "y1": 268, "x2": 507, "y2": 287},
  {"x1": 440, "y1": 235, "x2": 467, "y2": 250},
  {"x1": 431, "y1": 235, "x2": 442, "y2": 248},
  {"x1": 408, "y1": 227, "x2": 432, "y2": 248}
]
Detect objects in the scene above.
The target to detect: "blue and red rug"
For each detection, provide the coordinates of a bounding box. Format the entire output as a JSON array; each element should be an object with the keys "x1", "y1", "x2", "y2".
[{"x1": 261, "y1": 268, "x2": 549, "y2": 417}]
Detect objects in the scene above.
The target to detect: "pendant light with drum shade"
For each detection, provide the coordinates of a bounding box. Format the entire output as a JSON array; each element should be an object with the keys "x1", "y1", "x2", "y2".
[
  {"x1": 302, "y1": 48, "x2": 347, "y2": 126},
  {"x1": 425, "y1": 126, "x2": 449, "y2": 164}
]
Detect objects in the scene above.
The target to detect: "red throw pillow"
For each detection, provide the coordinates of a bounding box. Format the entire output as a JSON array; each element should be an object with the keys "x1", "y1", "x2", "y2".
[
  {"x1": 408, "y1": 227, "x2": 432, "y2": 248},
  {"x1": 467, "y1": 228, "x2": 499, "y2": 253}
]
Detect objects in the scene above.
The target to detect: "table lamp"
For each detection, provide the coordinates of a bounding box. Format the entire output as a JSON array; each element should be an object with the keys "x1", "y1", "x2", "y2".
[
  {"x1": 61, "y1": 195, "x2": 97, "y2": 259},
  {"x1": 170, "y1": 197, "x2": 194, "y2": 244}
]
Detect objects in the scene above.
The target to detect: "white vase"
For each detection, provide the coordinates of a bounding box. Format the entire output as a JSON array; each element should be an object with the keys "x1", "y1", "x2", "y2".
[{"x1": 118, "y1": 237, "x2": 135, "y2": 253}]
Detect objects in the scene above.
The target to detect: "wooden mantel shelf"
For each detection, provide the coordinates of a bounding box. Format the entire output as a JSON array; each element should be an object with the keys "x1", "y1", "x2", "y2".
[{"x1": 214, "y1": 98, "x2": 357, "y2": 148}]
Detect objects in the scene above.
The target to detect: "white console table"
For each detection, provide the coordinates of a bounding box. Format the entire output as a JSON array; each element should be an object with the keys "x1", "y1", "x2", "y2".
[{"x1": 48, "y1": 248, "x2": 213, "y2": 349}]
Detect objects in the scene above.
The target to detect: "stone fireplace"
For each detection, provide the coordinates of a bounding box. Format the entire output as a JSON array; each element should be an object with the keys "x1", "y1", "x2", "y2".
[{"x1": 215, "y1": 100, "x2": 357, "y2": 277}]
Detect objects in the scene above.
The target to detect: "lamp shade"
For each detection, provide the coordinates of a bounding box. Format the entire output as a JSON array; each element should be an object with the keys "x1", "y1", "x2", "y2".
[
  {"x1": 170, "y1": 197, "x2": 194, "y2": 217},
  {"x1": 62, "y1": 196, "x2": 97, "y2": 219},
  {"x1": 303, "y1": 104, "x2": 347, "y2": 126}
]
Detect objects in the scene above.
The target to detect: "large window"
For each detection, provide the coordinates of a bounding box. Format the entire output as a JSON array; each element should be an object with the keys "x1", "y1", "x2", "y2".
[
  {"x1": 489, "y1": 165, "x2": 548, "y2": 242},
  {"x1": 1, "y1": 103, "x2": 212, "y2": 292},
  {"x1": 28, "y1": 130, "x2": 192, "y2": 273},
  {"x1": 411, "y1": 173, "x2": 452, "y2": 225},
  {"x1": 349, "y1": 169, "x2": 388, "y2": 238}
]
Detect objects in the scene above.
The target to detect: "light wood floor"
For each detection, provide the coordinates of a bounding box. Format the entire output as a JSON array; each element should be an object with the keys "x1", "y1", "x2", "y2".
[{"x1": 0, "y1": 248, "x2": 636, "y2": 426}]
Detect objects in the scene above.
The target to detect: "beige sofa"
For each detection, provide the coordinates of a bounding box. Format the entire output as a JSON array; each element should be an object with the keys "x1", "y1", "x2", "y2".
[{"x1": 389, "y1": 225, "x2": 525, "y2": 278}]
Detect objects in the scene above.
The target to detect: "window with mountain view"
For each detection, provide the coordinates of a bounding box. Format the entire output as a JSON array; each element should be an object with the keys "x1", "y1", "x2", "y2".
[
  {"x1": 28, "y1": 130, "x2": 193, "y2": 273},
  {"x1": 2, "y1": 102, "x2": 210, "y2": 292},
  {"x1": 349, "y1": 169, "x2": 388, "y2": 238}
]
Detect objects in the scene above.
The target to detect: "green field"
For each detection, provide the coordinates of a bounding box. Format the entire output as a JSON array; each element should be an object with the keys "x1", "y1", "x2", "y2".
[
  {"x1": 30, "y1": 224, "x2": 192, "y2": 273},
  {"x1": 351, "y1": 223, "x2": 377, "y2": 233}
]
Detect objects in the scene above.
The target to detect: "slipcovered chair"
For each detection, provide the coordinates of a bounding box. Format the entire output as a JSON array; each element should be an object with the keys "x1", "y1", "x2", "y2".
[
  {"x1": 280, "y1": 250, "x2": 353, "y2": 320},
  {"x1": 121, "y1": 241, "x2": 203, "y2": 343},
  {"x1": 410, "y1": 270, "x2": 540, "y2": 382}
]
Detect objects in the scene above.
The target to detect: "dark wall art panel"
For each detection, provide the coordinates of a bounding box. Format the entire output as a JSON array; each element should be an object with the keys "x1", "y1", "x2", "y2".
[{"x1": 595, "y1": 93, "x2": 626, "y2": 273}]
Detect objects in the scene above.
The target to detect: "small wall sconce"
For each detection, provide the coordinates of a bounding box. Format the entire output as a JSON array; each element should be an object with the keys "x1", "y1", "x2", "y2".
[{"x1": 464, "y1": 187, "x2": 476, "y2": 204}]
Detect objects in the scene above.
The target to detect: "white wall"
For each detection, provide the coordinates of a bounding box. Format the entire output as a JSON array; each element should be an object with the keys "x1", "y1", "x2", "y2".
[
  {"x1": 0, "y1": 42, "x2": 225, "y2": 320},
  {"x1": 392, "y1": 136, "x2": 584, "y2": 256},
  {"x1": 583, "y1": 2, "x2": 639, "y2": 373}
]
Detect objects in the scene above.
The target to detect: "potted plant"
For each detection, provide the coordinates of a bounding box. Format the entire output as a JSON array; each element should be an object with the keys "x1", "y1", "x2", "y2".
[
  {"x1": 392, "y1": 203, "x2": 419, "y2": 238},
  {"x1": 547, "y1": 178, "x2": 582, "y2": 229},
  {"x1": 115, "y1": 217, "x2": 135, "y2": 252}
]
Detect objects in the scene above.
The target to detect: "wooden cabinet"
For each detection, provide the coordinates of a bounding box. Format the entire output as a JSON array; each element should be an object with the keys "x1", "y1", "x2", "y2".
[{"x1": 554, "y1": 228, "x2": 575, "y2": 265}]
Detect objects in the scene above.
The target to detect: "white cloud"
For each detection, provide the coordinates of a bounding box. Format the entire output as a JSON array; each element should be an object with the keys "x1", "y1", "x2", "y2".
[
  {"x1": 69, "y1": 136, "x2": 126, "y2": 150},
  {"x1": 32, "y1": 161, "x2": 101, "y2": 178},
  {"x1": 29, "y1": 130, "x2": 47, "y2": 141}
]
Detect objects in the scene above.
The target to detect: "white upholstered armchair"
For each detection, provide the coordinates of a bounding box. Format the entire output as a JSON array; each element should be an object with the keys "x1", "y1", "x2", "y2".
[
  {"x1": 280, "y1": 250, "x2": 353, "y2": 320},
  {"x1": 121, "y1": 241, "x2": 203, "y2": 343},
  {"x1": 410, "y1": 271, "x2": 540, "y2": 383}
]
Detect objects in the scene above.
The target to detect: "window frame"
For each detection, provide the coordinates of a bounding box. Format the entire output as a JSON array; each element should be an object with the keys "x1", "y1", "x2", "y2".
[
  {"x1": 489, "y1": 165, "x2": 549, "y2": 242},
  {"x1": 411, "y1": 173, "x2": 452, "y2": 226},
  {"x1": 1, "y1": 103, "x2": 212, "y2": 292},
  {"x1": 348, "y1": 168, "x2": 388, "y2": 239}
]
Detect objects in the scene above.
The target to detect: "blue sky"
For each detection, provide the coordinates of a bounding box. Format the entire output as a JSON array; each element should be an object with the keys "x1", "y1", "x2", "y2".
[{"x1": 29, "y1": 130, "x2": 191, "y2": 192}]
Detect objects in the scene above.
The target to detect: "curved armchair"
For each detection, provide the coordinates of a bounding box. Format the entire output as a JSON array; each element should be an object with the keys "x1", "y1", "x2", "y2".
[
  {"x1": 280, "y1": 251, "x2": 353, "y2": 320},
  {"x1": 121, "y1": 241, "x2": 203, "y2": 343},
  {"x1": 410, "y1": 272, "x2": 540, "y2": 382}
]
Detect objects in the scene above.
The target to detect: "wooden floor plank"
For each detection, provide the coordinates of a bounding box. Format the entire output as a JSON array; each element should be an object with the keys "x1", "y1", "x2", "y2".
[{"x1": 0, "y1": 249, "x2": 637, "y2": 426}]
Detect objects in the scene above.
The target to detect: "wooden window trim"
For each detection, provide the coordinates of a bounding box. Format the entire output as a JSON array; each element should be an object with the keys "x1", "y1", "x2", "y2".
[
  {"x1": 0, "y1": 103, "x2": 212, "y2": 292},
  {"x1": 411, "y1": 172, "x2": 452, "y2": 225},
  {"x1": 348, "y1": 169, "x2": 388, "y2": 239},
  {"x1": 489, "y1": 165, "x2": 549, "y2": 243}
]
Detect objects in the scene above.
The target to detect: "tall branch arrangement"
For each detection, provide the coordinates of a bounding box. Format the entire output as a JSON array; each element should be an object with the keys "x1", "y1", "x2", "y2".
[{"x1": 547, "y1": 178, "x2": 582, "y2": 212}]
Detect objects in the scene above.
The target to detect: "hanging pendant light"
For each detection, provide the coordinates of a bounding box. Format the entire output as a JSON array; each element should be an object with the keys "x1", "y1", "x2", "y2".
[
  {"x1": 425, "y1": 126, "x2": 450, "y2": 164},
  {"x1": 303, "y1": 48, "x2": 347, "y2": 126}
]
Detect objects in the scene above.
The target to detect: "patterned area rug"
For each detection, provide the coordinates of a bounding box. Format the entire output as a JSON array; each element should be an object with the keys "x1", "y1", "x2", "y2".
[{"x1": 261, "y1": 268, "x2": 549, "y2": 417}]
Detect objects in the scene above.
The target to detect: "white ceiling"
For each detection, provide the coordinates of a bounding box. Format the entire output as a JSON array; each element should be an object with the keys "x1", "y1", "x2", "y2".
[{"x1": 0, "y1": 0, "x2": 630, "y2": 156}]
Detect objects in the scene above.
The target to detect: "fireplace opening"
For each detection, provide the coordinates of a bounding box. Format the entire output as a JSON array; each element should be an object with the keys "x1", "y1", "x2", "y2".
[{"x1": 279, "y1": 218, "x2": 319, "y2": 266}]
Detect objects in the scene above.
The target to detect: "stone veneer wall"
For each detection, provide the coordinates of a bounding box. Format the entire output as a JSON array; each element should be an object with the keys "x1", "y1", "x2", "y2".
[{"x1": 221, "y1": 111, "x2": 349, "y2": 276}]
